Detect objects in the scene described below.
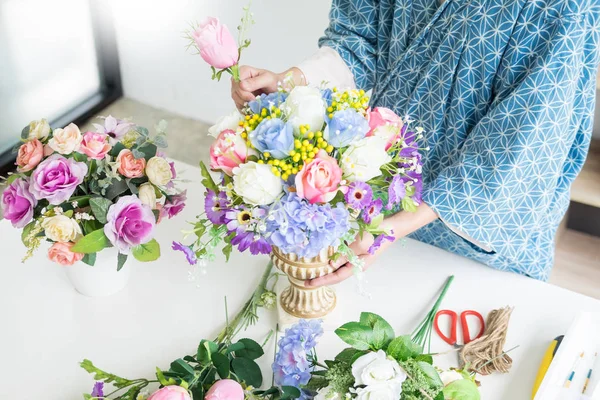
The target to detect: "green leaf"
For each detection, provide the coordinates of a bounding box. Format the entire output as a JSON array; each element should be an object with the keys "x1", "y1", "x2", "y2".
[
  {"x1": 89, "y1": 197, "x2": 112, "y2": 224},
  {"x1": 137, "y1": 143, "x2": 158, "y2": 161},
  {"x1": 226, "y1": 342, "x2": 246, "y2": 354},
  {"x1": 417, "y1": 361, "x2": 443, "y2": 388},
  {"x1": 117, "y1": 253, "x2": 128, "y2": 271},
  {"x1": 222, "y1": 243, "x2": 233, "y2": 262},
  {"x1": 170, "y1": 358, "x2": 194, "y2": 377},
  {"x1": 199, "y1": 161, "x2": 219, "y2": 192},
  {"x1": 234, "y1": 338, "x2": 264, "y2": 360},
  {"x1": 82, "y1": 253, "x2": 96, "y2": 266},
  {"x1": 21, "y1": 124, "x2": 30, "y2": 140},
  {"x1": 231, "y1": 357, "x2": 262, "y2": 387},
  {"x1": 71, "y1": 229, "x2": 111, "y2": 254},
  {"x1": 110, "y1": 142, "x2": 126, "y2": 157},
  {"x1": 360, "y1": 312, "x2": 395, "y2": 349},
  {"x1": 334, "y1": 348, "x2": 367, "y2": 365},
  {"x1": 281, "y1": 386, "x2": 302, "y2": 399},
  {"x1": 387, "y1": 336, "x2": 422, "y2": 362},
  {"x1": 442, "y1": 378, "x2": 480, "y2": 400},
  {"x1": 197, "y1": 340, "x2": 218, "y2": 365},
  {"x1": 105, "y1": 179, "x2": 130, "y2": 200},
  {"x1": 72, "y1": 152, "x2": 87, "y2": 162},
  {"x1": 154, "y1": 134, "x2": 168, "y2": 148},
  {"x1": 335, "y1": 322, "x2": 375, "y2": 351},
  {"x1": 416, "y1": 354, "x2": 434, "y2": 364},
  {"x1": 156, "y1": 368, "x2": 177, "y2": 386},
  {"x1": 70, "y1": 195, "x2": 91, "y2": 208},
  {"x1": 21, "y1": 221, "x2": 37, "y2": 247},
  {"x1": 401, "y1": 196, "x2": 417, "y2": 212},
  {"x1": 212, "y1": 352, "x2": 230, "y2": 378},
  {"x1": 6, "y1": 174, "x2": 19, "y2": 185},
  {"x1": 132, "y1": 239, "x2": 160, "y2": 262},
  {"x1": 136, "y1": 126, "x2": 149, "y2": 137},
  {"x1": 80, "y1": 359, "x2": 133, "y2": 388},
  {"x1": 405, "y1": 185, "x2": 416, "y2": 197}
]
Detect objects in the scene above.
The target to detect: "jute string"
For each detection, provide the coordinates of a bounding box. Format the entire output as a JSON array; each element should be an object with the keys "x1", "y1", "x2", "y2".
[{"x1": 460, "y1": 307, "x2": 514, "y2": 375}]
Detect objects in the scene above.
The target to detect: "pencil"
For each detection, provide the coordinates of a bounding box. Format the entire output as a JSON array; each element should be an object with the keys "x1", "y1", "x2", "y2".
[
  {"x1": 565, "y1": 352, "x2": 585, "y2": 388},
  {"x1": 583, "y1": 352, "x2": 597, "y2": 394}
]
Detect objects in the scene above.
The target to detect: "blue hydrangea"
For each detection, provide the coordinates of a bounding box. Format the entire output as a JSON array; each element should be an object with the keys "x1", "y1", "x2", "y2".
[
  {"x1": 273, "y1": 320, "x2": 323, "y2": 391},
  {"x1": 265, "y1": 193, "x2": 350, "y2": 258},
  {"x1": 248, "y1": 92, "x2": 288, "y2": 114},
  {"x1": 249, "y1": 118, "x2": 295, "y2": 159},
  {"x1": 324, "y1": 109, "x2": 369, "y2": 148},
  {"x1": 321, "y1": 88, "x2": 333, "y2": 107}
]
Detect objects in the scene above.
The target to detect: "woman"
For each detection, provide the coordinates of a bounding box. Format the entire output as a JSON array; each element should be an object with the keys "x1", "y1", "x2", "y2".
[{"x1": 231, "y1": 0, "x2": 600, "y2": 286}]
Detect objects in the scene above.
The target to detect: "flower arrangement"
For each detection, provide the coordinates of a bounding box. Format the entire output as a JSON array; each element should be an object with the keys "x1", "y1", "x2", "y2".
[
  {"x1": 2, "y1": 116, "x2": 186, "y2": 269},
  {"x1": 174, "y1": 84, "x2": 425, "y2": 269}
]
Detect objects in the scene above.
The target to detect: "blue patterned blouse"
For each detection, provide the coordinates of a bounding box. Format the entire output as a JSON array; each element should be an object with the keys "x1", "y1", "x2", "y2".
[{"x1": 319, "y1": 0, "x2": 600, "y2": 280}]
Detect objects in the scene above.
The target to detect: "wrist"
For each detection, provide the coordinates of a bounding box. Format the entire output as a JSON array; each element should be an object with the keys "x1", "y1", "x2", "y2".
[{"x1": 278, "y1": 67, "x2": 306, "y2": 90}]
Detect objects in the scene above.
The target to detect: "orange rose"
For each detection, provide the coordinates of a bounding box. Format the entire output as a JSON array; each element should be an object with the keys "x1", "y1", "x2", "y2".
[
  {"x1": 117, "y1": 149, "x2": 146, "y2": 178},
  {"x1": 16, "y1": 139, "x2": 44, "y2": 172},
  {"x1": 48, "y1": 242, "x2": 84, "y2": 266}
]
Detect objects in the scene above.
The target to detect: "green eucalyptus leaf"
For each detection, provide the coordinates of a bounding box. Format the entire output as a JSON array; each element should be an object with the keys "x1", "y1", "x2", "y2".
[
  {"x1": 231, "y1": 357, "x2": 262, "y2": 387},
  {"x1": 21, "y1": 124, "x2": 30, "y2": 140},
  {"x1": 71, "y1": 229, "x2": 111, "y2": 254},
  {"x1": 335, "y1": 322, "x2": 374, "y2": 351},
  {"x1": 105, "y1": 179, "x2": 129, "y2": 200},
  {"x1": 110, "y1": 142, "x2": 126, "y2": 157},
  {"x1": 137, "y1": 143, "x2": 158, "y2": 161},
  {"x1": 234, "y1": 338, "x2": 264, "y2": 360},
  {"x1": 132, "y1": 239, "x2": 160, "y2": 262},
  {"x1": 136, "y1": 126, "x2": 149, "y2": 137},
  {"x1": 89, "y1": 197, "x2": 112, "y2": 224},
  {"x1": 154, "y1": 134, "x2": 168, "y2": 148}
]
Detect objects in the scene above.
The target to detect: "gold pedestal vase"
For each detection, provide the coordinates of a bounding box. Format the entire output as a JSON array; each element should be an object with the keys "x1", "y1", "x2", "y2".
[{"x1": 270, "y1": 246, "x2": 337, "y2": 319}]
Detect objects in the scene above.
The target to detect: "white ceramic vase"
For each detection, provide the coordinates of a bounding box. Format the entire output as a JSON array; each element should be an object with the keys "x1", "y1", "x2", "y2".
[{"x1": 64, "y1": 247, "x2": 130, "y2": 297}]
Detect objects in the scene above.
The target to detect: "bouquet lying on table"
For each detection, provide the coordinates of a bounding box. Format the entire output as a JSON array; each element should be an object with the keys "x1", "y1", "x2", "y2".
[{"x1": 1, "y1": 117, "x2": 186, "y2": 269}]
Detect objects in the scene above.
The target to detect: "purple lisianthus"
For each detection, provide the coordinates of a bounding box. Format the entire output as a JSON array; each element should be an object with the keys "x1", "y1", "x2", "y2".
[
  {"x1": 91, "y1": 382, "x2": 104, "y2": 398},
  {"x1": 93, "y1": 115, "x2": 134, "y2": 142},
  {"x1": 399, "y1": 127, "x2": 419, "y2": 157},
  {"x1": 162, "y1": 190, "x2": 187, "y2": 219},
  {"x1": 363, "y1": 198, "x2": 383, "y2": 224},
  {"x1": 1, "y1": 178, "x2": 38, "y2": 228},
  {"x1": 29, "y1": 154, "x2": 88, "y2": 205},
  {"x1": 172, "y1": 241, "x2": 197, "y2": 265},
  {"x1": 345, "y1": 181, "x2": 373, "y2": 210},
  {"x1": 249, "y1": 118, "x2": 294, "y2": 159},
  {"x1": 104, "y1": 195, "x2": 155, "y2": 254},
  {"x1": 248, "y1": 92, "x2": 288, "y2": 114},
  {"x1": 387, "y1": 175, "x2": 406, "y2": 210},
  {"x1": 204, "y1": 189, "x2": 229, "y2": 224},
  {"x1": 231, "y1": 231, "x2": 272, "y2": 255},
  {"x1": 324, "y1": 109, "x2": 369, "y2": 148},
  {"x1": 368, "y1": 232, "x2": 395, "y2": 255}
]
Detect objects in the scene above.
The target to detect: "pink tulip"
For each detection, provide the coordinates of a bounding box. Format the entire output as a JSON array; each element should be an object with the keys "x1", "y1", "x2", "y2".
[
  {"x1": 79, "y1": 132, "x2": 112, "y2": 160},
  {"x1": 193, "y1": 17, "x2": 239, "y2": 69},
  {"x1": 205, "y1": 379, "x2": 245, "y2": 400},
  {"x1": 367, "y1": 107, "x2": 404, "y2": 150},
  {"x1": 295, "y1": 150, "x2": 344, "y2": 204},
  {"x1": 210, "y1": 130, "x2": 254, "y2": 176},
  {"x1": 147, "y1": 385, "x2": 191, "y2": 400}
]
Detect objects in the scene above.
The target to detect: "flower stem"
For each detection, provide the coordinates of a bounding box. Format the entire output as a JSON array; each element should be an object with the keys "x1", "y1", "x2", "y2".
[{"x1": 411, "y1": 275, "x2": 454, "y2": 352}]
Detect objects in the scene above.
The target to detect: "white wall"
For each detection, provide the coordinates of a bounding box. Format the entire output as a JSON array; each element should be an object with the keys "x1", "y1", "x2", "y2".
[{"x1": 109, "y1": 0, "x2": 332, "y2": 124}]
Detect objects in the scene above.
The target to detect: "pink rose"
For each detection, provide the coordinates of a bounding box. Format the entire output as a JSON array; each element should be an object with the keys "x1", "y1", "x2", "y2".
[
  {"x1": 205, "y1": 379, "x2": 244, "y2": 400},
  {"x1": 210, "y1": 130, "x2": 254, "y2": 176},
  {"x1": 193, "y1": 17, "x2": 239, "y2": 69},
  {"x1": 295, "y1": 149, "x2": 344, "y2": 204},
  {"x1": 147, "y1": 385, "x2": 191, "y2": 400},
  {"x1": 16, "y1": 139, "x2": 43, "y2": 172},
  {"x1": 79, "y1": 132, "x2": 112, "y2": 160},
  {"x1": 367, "y1": 107, "x2": 404, "y2": 150},
  {"x1": 48, "y1": 242, "x2": 84, "y2": 266},
  {"x1": 30, "y1": 154, "x2": 88, "y2": 205},
  {"x1": 104, "y1": 195, "x2": 156, "y2": 254},
  {"x1": 1, "y1": 178, "x2": 37, "y2": 228},
  {"x1": 117, "y1": 149, "x2": 146, "y2": 178}
]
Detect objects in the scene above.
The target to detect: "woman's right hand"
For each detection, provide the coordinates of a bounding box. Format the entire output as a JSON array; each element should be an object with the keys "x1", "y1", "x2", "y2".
[{"x1": 231, "y1": 66, "x2": 281, "y2": 111}]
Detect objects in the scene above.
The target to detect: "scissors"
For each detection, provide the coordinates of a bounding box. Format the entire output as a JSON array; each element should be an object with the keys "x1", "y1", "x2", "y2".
[{"x1": 434, "y1": 310, "x2": 485, "y2": 365}]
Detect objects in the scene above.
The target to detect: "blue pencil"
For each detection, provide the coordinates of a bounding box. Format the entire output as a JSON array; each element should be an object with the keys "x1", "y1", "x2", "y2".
[
  {"x1": 583, "y1": 352, "x2": 597, "y2": 394},
  {"x1": 564, "y1": 352, "x2": 584, "y2": 388}
]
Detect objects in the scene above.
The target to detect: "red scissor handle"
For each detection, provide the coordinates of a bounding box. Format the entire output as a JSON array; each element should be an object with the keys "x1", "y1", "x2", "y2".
[
  {"x1": 434, "y1": 310, "x2": 458, "y2": 346},
  {"x1": 461, "y1": 310, "x2": 485, "y2": 344}
]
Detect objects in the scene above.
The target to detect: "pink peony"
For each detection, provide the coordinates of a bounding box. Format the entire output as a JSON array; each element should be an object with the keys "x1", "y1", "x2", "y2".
[
  {"x1": 16, "y1": 139, "x2": 44, "y2": 172},
  {"x1": 367, "y1": 107, "x2": 404, "y2": 150},
  {"x1": 205, "y1": 380, "x2": 245, "y2": 400},
  {"x1": 79, "y1": 132, "x2": 112, "y2": 160},
  {"x1": 117, "y1": 149, "x2": 146, "y2": 178},
  {"x1": 295, "y1": 150, "x2": 344, "y2": 204},
  {"x1": 104, "y1": 195, "x2": 155, "y2": 254},
  {"x1": 48, "y1": 242, "x2": 84, "y2": 266},
  {"x1": 1, "y1": 178, "x2": 38, "y2": 228},
  {"x1": 192, "y1": 17, "x2": 239, "y2": 69},
  {"x1": 147, "y1": 385, "x2": 191, "y2": 400},
  {"x1": 210, "y1": 130, "x2": 254, "y2": 176}
]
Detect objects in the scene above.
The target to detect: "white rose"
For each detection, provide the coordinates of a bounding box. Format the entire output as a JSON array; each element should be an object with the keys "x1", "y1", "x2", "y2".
[
  {"x1": 314, "y1": 386, "x2": 340, "y2": 400},
  {"x1": 352, "y1": 350, "x2": 406, "y2": 399},
  {"x1": 341, "y1": 136, "x2": 391, "y2": 182},
  {"x1": 283, "y1": 86, "x2": 326, "y2": 131},
  {"x1": 28, "y1": 118, "x2": 51, "y2": 141},
  {"x1": 233, "y1": 162, "x2": 283, "y2": 206},
  {"x1": 146, "y1": 157, "x2": 172, "y2": 186},
  {"x1": 354, "y1": 385, "x2": 399, "y2": 400},
  {"x1": 138, "y1": 183, "x2": 157, "y2": 208},
  {"x1": 48, "y1": 123, "x2": 83, "y2": 154},
  {"x1": 42, "y1": 215, "x2": 82, "y2": 242},
  {"x1": 209, "y1": 110, "x2": 243, "y2": 138},
  {"x1": 440, "y1": 370, "x2": 464, "y2": 387}
]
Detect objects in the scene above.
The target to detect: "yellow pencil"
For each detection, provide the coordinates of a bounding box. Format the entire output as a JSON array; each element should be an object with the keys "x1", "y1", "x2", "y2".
[{"x1": 583, "y1": 352, "x2": 597, "y2": 394}]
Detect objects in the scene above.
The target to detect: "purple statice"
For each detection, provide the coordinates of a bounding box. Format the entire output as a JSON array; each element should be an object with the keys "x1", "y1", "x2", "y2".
[
  {"x1": 162, "y1": 190, "x2": 187, "y2": 219},
  {"x1": 248, "y1": 92, "x2": 288, "y2": 114},
  {"x1": 345, "y1": 182, "x2": 373, "y2": 210},
  {"x1": 273, "y1": 320, "x2": 323, "y2": 391},
  {"x1": 91, "y1": 382, "x2": 104, "y2": 399},
  {"x1": 204, "y1": 189, "x2": 229, "y2": 224},
  {"x1": 172, "y1": 241, "x2": 197, "y2": 265},
  {"x1": 362, "y1": 198, "x2": 383, "y2": 224},
  {"x1": 265, "y1": 193, "x2": 351, "y2": 258},
  {"x1": 368, "y1": 233, "x2": 395, "y2": 255},
  {"x1": 387, "y1": 175, "x2": 406, "y2": 210}
]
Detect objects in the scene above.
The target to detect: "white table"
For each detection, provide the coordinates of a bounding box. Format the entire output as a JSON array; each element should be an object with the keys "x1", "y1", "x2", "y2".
[{"x1": 2, "y1": 161, "x2": 600, "y2": 400}]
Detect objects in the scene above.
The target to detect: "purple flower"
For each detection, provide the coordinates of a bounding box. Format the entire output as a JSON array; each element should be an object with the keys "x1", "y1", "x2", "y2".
[
  {"x1": 204, "y1": 190, "x2": 229, "y2": 224},
  {"x1": 104, "y1": 195, "x2": 156, "y2": 254},
  {"x1": 231, "y1": 231, "x2": 253, "y2": 252},
  {"x1": 1, "y1": 178, "x2": 38, "y2": 228},
  {"x1": 399, "y1": 128, "x2": 419, "y2": 157},
  {"x1": 345, "y1": 182, "x2": 373, "y2": 210},
  {"x1": 368, "y1": 233, "x2": 395, "y2": 255},
  {"x1": 29, "y1": 154, "x2": 88, "y2": 205},
  {"x1": 93, "y1": 115, "x2": 134, "y2": 142},
  {"x1": 172, "y1": 241, "x2": 197, "y2": 265},
  {"x1": 91, "y1": 382, "x2": 104, "y2": 398},
  {"x1": 248, "y1": 92, "x2": 288, "y2": 114},
  {"x1": 229, "y1": 231, "x2": 271, "y2": 255},
  {"x1": 249, "y1": 236, "x2": 271, "y2": 255},
  {"x1": 362, "y1": 198, "x2": 383, "y2": 224},
  {"x1": 162, "y1": 190, "x2": 187, "y2": 219},
  {"x1": 387, "y1": 175, "x2": 406, "y2": 210}
]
